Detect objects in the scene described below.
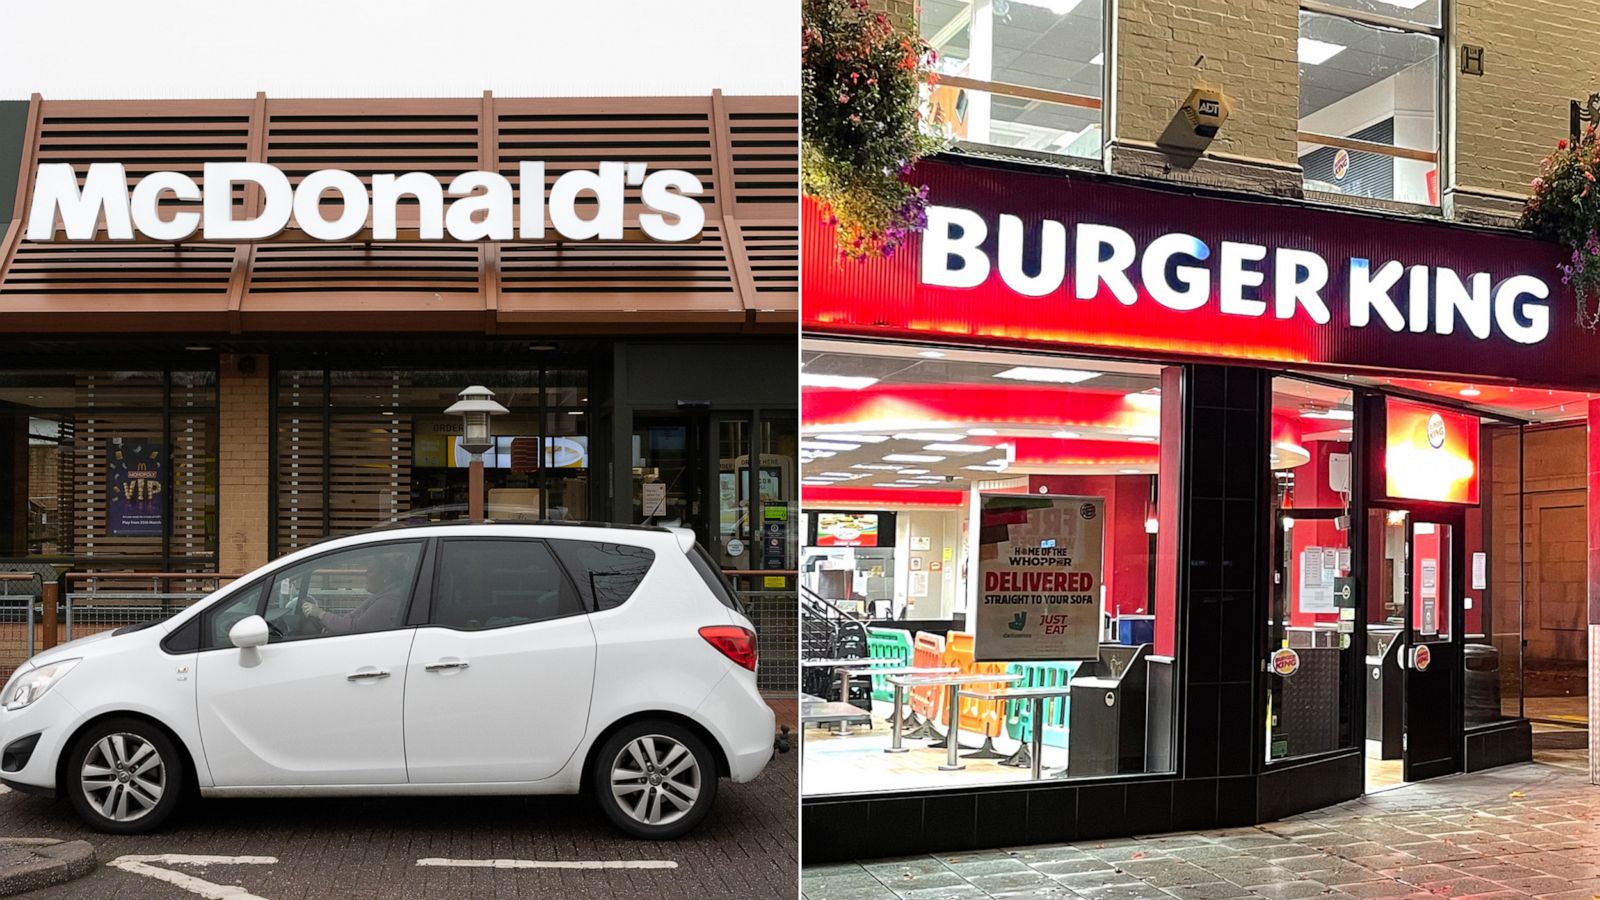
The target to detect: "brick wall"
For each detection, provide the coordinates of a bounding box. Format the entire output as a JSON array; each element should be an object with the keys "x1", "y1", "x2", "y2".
[
  {"x1": 218, "y1": 353, "x2": 270, "y2": 576},
  {"x1": 1453, "y1": 1, "x2": 1600, "y2": 224},
  {"x1": 865, "y1": 0, "x2": 1587, "y2": 226}
]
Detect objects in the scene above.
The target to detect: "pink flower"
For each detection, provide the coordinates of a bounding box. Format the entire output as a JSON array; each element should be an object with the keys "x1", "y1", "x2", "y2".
[{"x1": 838, "y1": 92, "x2": 850, "y2": 103}]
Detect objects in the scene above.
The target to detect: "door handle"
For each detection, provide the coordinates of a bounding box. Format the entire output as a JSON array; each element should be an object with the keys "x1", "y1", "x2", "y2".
[
  {"x1": 346, "y1": 669, "x2": 391, "y2": 681},
  {"x1": 424, "y1": 660, "x2": 470, "y2": 673}
]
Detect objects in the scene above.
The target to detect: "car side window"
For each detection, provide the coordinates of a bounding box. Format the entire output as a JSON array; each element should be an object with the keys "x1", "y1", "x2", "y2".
[
  {"x1": 265, "y1": 541, "x2": 424, "y2": 643},
  {"x1": 203, "y1": 582, "x2": 267, "y2": 650},
  {"x1": 432, "y1": 539, "x2": 582, "y2": 630},
  {"x1": 551, "y1": 540, "x2": 655, "y2": 611}
]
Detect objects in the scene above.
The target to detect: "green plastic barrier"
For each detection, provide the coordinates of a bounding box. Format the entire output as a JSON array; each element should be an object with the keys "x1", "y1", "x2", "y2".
[
  {"x1": 866, "y1": 627, "x2": 913, "y2": 702},
  {"x1": 1004, "y1": 661, "x2": 1078, "y2": 749}
]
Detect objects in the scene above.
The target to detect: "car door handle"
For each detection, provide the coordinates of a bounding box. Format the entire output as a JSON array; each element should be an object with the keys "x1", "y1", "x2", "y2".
[
  {"x1": 346, "y1": 669, "x2": 391, "y2": 681},
  {"x1": 424, "y1": 660, "x2": 470, "y2": 673}
]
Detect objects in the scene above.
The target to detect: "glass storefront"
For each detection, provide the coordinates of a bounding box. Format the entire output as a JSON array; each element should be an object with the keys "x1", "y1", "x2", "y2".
[
  {"x1": 0, "y1": 368, "x2": 219, "y2": 571},
  {"x1": 799, "y1": 340, "x2": 1178, "y2": 796},
  {"x1": 273, "y1": 365, "x2": 591, "y2": 554}
]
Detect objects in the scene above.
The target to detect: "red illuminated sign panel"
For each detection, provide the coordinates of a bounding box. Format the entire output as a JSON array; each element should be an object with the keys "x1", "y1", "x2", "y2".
[
  {"x1": 803, "y1": 160, "x2": 1595, "y2": 391},
  {"x1": 1384, "y1": 399, "x2": 1479, "y2": 504}
]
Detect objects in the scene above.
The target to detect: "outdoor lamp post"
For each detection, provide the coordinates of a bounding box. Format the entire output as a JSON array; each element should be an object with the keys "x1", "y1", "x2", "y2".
[{"x1": 445, "y1": 386, "x2": 509, "y2": 522}]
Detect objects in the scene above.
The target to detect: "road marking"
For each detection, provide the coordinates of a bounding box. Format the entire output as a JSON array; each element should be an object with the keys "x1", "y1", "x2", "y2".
[
  {"x1": 107, "y1": 854, "x2": 277, "y2": 900},
  {"x1": 0, "y1": 784, "x2": 11, "y2": 795},
  {"x1": 416, "y1": 857, "x2": 678, "y2": 870}
]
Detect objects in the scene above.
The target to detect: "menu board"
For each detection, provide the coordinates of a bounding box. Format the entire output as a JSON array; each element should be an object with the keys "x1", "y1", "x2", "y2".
[
  {"x1": 815, "y1": 512, "x2": 880, "y2": 547},
  {"x1": 974, "y1": 494, "x2": 1104, "y2": 662}
]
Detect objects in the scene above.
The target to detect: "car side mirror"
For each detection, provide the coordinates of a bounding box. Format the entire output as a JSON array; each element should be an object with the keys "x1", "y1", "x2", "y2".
[{"x1": 229, "y1": 615, "x2": 269, "y2": 649}]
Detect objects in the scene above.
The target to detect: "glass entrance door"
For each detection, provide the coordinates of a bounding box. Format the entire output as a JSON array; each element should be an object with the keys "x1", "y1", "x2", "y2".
[{"x1": 1400, "y1": 513, "x2": 1465, "y2": 781}]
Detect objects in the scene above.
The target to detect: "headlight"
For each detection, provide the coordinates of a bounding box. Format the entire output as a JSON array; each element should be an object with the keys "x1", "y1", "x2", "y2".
[{"x1": 1, "y1": 659, "x2": 80, "y2": 711}]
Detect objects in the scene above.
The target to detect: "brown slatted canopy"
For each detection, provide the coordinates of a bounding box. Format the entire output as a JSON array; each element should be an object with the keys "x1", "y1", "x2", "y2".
[{"x1": 0, "y1": 91, "x2": 797, "y2": 335}]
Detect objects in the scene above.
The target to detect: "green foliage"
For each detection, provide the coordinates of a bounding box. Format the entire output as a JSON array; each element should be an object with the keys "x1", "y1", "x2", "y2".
[
  {"x1": 802, "y1": 0, "x2": 945, "y2": 259},
  {"x1": 1522, "y1": 129, "x2": 1600, "y2": 329}
]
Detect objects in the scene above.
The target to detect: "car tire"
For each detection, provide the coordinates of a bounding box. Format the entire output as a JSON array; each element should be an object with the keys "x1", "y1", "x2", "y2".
[
  {"x1": 592, "y1": 720, "x2": 719, "y2": 840},
  {"x1": 64, "y1": 717, "x2": 185, "y2": 834}
]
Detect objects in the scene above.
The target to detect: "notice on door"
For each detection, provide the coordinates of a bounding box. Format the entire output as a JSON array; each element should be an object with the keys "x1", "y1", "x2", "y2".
[
  {"x1": 1298, "y1": 546, "x2": 1338, "y2": 614},
  {"x1": 641, "y1": 481, "x2": 667, "y2": 518},
  {"x1": 974, "y1": 493, "x2": 1104, "y2": 662}
]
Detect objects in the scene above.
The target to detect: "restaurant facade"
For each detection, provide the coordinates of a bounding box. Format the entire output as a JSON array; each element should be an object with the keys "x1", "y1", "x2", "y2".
[
  {"x1": 799, "y1": 153, "x2": 1598, "y2": 859},
  {"x1": 0, "y1": 92, "x2": 799, "y2": 688}
]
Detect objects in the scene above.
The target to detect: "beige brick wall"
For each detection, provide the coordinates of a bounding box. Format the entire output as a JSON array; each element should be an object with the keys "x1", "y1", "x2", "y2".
[
  {"x1": 1112, "y1": 0, "x2": 1301, "y2": 194},
  {"x1": 218, "y1": 353, "x2": 270, "y2": 576},
  {"x1": 1453, "y1": 0, "x2": 1600, "y2": 224}
]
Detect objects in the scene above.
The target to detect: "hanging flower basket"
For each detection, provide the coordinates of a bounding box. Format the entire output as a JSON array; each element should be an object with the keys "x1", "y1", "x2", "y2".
[
  {"x1": 802, "y1": 0, "x2": 945, "y2": 260},
  {"x1": 1522, "y1": 128, "x2": 1600, "y2": 330}
]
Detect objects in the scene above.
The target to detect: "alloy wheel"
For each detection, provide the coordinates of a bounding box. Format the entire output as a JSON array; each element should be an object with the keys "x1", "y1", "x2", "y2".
[
  {"x1": 609, "y1": 733, "x2": 702, "y2": 827},
  {"x1": 79, "y1": 732, "x2": 166, "y2": 823}
]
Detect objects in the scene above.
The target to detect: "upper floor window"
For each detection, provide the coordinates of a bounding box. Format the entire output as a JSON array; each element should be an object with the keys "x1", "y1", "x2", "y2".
[
  {"x1": 1298, "y1": 1, "x2": 1444, "y2": 205},
  {"x1": 921, "y1": 0, "x2": 1106, "y2": 160}
]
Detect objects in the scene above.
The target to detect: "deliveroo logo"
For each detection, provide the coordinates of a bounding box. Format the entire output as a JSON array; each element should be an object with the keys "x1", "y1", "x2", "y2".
[{"x1": 1009, "y1": 611, "x2": 1028, "y2": 632}]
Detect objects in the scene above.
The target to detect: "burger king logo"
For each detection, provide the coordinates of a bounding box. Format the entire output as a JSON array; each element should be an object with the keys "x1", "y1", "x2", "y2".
[{"x1": 1426, "y1": 413, "x2": 1446, "y2": 450}]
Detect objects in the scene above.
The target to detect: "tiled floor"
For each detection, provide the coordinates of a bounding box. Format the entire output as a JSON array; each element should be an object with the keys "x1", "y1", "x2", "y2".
[
  {"x1": 802, "y1": 700, "x2": 1071, "y2": 795},
  {"x1": 802, "y1": 759, "x2": 1600, "y2": 900}
]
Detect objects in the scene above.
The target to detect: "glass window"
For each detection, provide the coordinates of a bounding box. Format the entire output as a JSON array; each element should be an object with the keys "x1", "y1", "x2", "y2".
[
  {"x1": 1298, "y1": 7, "x2": 1441, "y2": 204},
  {"x1": 1266, "y1": 377, "x2": 1355, "y2": 762},
  {"x1": 203, "y1": 582, "x2": 268, "y2": 650},
  {"x1": 269, "y1": 542, "x2": 423, "y2": 641},
  {"x1": 922, "y1": 0, "x2": 1105, "y2": 159},
  {"x1": 689, "y1": 544, "x2": 744, "y2": 613},
  {"x1": 799, "y1": 341, "x2": 1176, "y2": 796},
  {"x1": 1470, "y1": 422, "x2": 1525, "y2": 726},
  {"x1": 0, "y1": 370, "x2": 219, "y2": 569},
  {"x1": 432, "y1": 539, "x2": 582, "y2": 629},
  {"x1": 553, "y1": 540, "x2": 655, "y2": 611}
]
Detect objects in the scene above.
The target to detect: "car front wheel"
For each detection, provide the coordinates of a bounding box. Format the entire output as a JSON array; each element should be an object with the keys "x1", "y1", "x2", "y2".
[
  {"x1": 64, "y1": 717, "x2": 184, "y2": 834},
  {"x1": 593, "y1": 720, "x2": 718, "y2": 840}
]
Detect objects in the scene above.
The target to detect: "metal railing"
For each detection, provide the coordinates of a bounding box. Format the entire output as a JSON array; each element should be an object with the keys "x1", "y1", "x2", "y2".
[
  {"x1": 0, "y1": 574, "x2": 42, "y2": 682},
  {"x1": 727, "y1": 570, "x2": 796, "y2": 695},
  {"x1": 63, "y1": 572, "x2": 240, "y2": 643}
]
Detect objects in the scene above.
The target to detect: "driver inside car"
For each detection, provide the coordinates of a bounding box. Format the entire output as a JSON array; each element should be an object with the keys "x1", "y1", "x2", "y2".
[{"x1": 299, "y1": 557, "x2": 409, "y2": 634}]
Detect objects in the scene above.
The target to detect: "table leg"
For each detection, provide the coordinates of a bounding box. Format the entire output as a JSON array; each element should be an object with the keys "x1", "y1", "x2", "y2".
[
  {"x1": 886, "y1": 684, "x2": 908, "y2": 754},
  {"x1": 1030, "y1": 696, "x2": 1044, "y2": 780},
  {"x1": 939, "y1": 687, "x2": 964, "y2": 771},
  {"x1": 834, "y1": 668, "x2": 852, "y2": 735}
]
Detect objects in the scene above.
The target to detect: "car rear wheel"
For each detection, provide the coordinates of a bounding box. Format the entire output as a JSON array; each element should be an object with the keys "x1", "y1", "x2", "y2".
[
  {"x1": 593, "y1": 720, "x2": 718, "y2": 840},
  {"x1": 64, "y1": 717, "x2": 184, "y2": 834}
]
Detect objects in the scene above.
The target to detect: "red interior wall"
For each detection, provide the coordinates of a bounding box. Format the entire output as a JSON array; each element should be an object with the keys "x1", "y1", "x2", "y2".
[{"x1": 1027, "y1": 474, "x2": 1152, "y2": 619}]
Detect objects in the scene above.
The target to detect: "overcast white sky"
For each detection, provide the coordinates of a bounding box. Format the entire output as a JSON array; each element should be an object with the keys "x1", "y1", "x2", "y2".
[{"x1": 0, "y1": 0, "x2": 797, "y2": 100}]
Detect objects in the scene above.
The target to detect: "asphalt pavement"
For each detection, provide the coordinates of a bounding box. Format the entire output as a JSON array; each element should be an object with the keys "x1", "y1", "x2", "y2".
[{"x1": 0, "y1": 746, "x2": 798, "y2": 899}]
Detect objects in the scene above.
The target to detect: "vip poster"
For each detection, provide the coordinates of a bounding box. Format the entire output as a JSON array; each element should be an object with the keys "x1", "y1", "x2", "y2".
[
  {"x1": 975, "y1": 493, "x2": 1104, "y2": 662},
  {"x1": 109, "y1": 439, "x2": 164, "y2": 537}
]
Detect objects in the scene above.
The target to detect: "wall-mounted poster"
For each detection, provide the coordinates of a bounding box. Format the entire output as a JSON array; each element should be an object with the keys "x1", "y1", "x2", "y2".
[
  {"x1": 109, "y1": 439, "x2": 164, "y2": 537},
  {"x1": 974, "y1": 493, "x2": 1104, "y2": 662}
]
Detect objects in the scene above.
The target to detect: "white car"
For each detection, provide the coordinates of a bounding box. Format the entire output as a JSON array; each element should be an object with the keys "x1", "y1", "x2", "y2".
[{"x1": 0, "y1": 522, "x2": 774, "y2": 839}]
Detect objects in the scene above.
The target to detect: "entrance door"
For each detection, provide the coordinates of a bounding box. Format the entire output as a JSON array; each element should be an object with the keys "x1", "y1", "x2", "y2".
[{"x1": 1400, "y1": 513, "x2": 1464, "y2": 781}]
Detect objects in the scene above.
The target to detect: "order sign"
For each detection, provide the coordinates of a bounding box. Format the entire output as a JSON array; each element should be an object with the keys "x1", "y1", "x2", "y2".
[{"x1": 974, "y1": 494, "x2": 1104, "y2": 662}]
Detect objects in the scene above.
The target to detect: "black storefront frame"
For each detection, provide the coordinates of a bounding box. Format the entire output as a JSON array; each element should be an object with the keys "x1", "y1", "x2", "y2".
[
  {"x1": 265, "y1": 351, "x2": 600, "y2": 561},
  {"x1": 0, "y1": 362, "x2": 221, "y2": 574},
  {"x1": 801, "y1": 343, "x2": 1539, "y2": 862}
]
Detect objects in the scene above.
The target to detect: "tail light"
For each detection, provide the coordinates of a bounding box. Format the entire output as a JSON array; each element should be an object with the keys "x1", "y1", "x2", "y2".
[{"x1": 699, "y1": 625, "x2": 758, "y2": 672}]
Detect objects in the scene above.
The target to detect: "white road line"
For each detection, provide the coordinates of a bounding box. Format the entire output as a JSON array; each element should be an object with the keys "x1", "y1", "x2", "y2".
[
  {"x1": 107, "y1": 854, "x2": 277, "y2": 900},
  {"x1": 416, "y1": 857, "x2": 678, "y2": 870}
]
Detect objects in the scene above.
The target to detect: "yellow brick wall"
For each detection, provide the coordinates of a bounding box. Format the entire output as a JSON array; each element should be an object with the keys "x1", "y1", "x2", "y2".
[
  {"x1": 1453, "y1": 0, "x2": 1600, "y2": 223},
  {"x1": 1113, "y1": 0, "x2": 1301, "y2": 190},
  {"x1": 218, "y1": 353, "x2": 270, "y2": 577}
]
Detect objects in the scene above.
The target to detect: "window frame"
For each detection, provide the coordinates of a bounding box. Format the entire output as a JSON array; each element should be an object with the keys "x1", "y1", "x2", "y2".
[
  {"x1": 420, "y1": 535, "x2": 588, "y2": 632},
  {"x1": 1297, "y1": 0, "x2": 1449, "y2": 206},
  {"x1": 920, "y1": 0, "x2": 1112, "y2": 163}
]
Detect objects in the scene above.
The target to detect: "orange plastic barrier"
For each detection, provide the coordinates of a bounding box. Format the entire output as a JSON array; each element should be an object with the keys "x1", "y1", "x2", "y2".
[
  {"x1": 942, "y1": 632, "x2": 1009, "y2": 738},
  {"x1": 909, "y1": 631, "x2": 946, "y2": 720}
]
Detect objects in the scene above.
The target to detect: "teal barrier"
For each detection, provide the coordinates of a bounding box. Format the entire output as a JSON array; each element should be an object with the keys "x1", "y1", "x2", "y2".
[
  {"x1": 866, "y1": 627, "x2": 913, "y2": 702},
  {"x1": 1004, "y1": 661, "x2": 1078, "y2": 749}
]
